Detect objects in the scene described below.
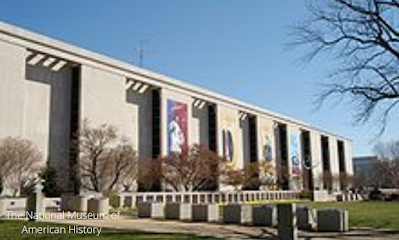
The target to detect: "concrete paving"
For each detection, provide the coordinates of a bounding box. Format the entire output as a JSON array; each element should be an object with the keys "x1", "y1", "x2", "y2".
[{"x1": 41, "y1": 217, "x2": 399, "y2": 240}]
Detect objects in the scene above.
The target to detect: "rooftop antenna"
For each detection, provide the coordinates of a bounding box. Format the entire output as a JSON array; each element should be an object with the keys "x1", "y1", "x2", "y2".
[{"x1": 136, "y1": 39, "x2": 149, "y2": 67}]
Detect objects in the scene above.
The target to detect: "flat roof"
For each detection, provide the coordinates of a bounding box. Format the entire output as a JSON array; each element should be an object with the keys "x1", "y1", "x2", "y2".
[{"x1": 0, "y1": 21, "x2": 351, "y2": 141}]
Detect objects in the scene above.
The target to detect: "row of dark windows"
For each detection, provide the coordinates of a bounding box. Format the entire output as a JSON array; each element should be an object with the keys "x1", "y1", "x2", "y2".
[
  {"x1": 61, "y1": 64, "x2": 346, "y2": 192},
  {"x1": 276, "y1": 125, "x2": 347, "y2": 190}
]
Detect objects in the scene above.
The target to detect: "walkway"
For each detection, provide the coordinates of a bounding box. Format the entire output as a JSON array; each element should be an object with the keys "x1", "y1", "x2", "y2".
[{"x1": 42, "y1": 217, "x2": 399, "y2": 240}]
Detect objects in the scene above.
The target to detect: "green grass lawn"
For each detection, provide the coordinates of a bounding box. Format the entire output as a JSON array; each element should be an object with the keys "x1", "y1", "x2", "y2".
[
  {"x1": 0, "y1": 220, "x2": 220, "y2": 240},
  {"x1": 307, "y1": 201, "x2": 399, "y2": 230},
  {"x1": 2, "y1": 201, "x2": 398, "y2": 239}
]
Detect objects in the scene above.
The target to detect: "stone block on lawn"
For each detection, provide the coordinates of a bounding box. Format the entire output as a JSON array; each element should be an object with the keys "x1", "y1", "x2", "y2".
[
  {"x1": 317, "y1": 209, "x2": 349, "y2": 232},
  {"x1": 252, "y1": 205, "x2": 277, "y2": 226},
  {"x1": 165, "y1": 202, "x2": 192, "y2": 221},
  {"x1": 87, "y1": 198, "x2": 109, "y2": 215},
  {"x1": 60, "y1": 194, "x2": 72, "y2": 211},
  {"x1": 137, "y1": 202, "x2": 165, "y2": 219},
  {"x1": 297, "y1": 205, "x2": 317, "y2": 230},
  {"x1": 192, "y1": 204, "x2": 219, "y2": 222},
  {"x1": 70, "y1": 196, "x2": 88, "y2": 212},
  {"x1": 222, "y1": 204, "x2": 252, "y2": 224}
]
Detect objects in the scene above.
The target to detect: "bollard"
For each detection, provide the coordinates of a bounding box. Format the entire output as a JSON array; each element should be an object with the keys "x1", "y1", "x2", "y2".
[
  {"x1": 277, "y1": 203, "x2": 298, "y2": 240},
  {"x1": 252, "y1": 205, "x2": 277, "y2": 226},
  {"x1": 192, "y1": 204, "x2": 219, "y2": 222},
  {"x1": 87, "y1": 198, "x2": 109, "y2": 215},
  {"x1": 26, "y1": 181, "x2": 45, "y2": 221},
  {"x1": 297, "y1": 205, "x2": 317, "y2": 230},
  {"x1": 70, "y1": 196, "x2": 88, "y2": 212},
  {"x1": 222, "y1": 204, "x2": 252, "y2": 224},
  {"x1": 137, "y1": 202, "x2": 165, "y2": 219},
  {"x1": 61, "y1": 193, "x2": 72, "y2": 211},
  {"x1": 317, "y1": 209, "x2": 349, "y2": 232},
  {"x1": 165, "y1": 202, "x2": 192, "y2": 221}
]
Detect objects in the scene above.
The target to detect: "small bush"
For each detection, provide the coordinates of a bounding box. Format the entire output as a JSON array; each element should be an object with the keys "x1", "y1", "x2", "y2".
[
  {"x1": 39, "y1": 164, "x2": 60, "y2": 197},
  {"x1": 108, "y1": 190, "x2": 119, "y2": 208}
]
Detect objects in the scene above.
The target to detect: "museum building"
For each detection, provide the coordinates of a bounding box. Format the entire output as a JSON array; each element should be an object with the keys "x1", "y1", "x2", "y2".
[{"x1": 0, "y1": 22, "x2": 353, "y2": 192}]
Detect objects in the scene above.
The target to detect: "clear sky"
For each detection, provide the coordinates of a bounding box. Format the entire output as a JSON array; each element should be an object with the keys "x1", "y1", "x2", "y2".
[{"x1": 1, "y1": 0, "x2": 397, "y2": 156}]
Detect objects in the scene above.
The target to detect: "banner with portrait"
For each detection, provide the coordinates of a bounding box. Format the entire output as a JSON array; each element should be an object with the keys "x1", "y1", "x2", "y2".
[
  {"x1": 220, "y1": 110, "x2": 237, "y2": 165},
  {"x1": 167, "y1": 99, "x2": 188, "y2": 154},
  {"x1": 289, "y1": 131, "x2": 301, "y2": 175},
  {"x1": 260, "y1": 125, "x2": 273, "y2": 162},
  {"x1": 222, "y1": 129, "x2": 234, "y2": 163}
]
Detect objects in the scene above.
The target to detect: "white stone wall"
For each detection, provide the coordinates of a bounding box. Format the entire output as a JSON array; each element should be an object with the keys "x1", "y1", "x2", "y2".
[
  {"x1": 344, "y1": 140, "x2": 354, "y2": 176},
  {"x1": 0, "y1": 39, "x2": 75, "y2": 192},
  {"x1": 23, "y1": 72, "x2": 51, "y2": 160},
  {"x1": 0, "y1": 40, "x2": 25, "y2": 139},
  {"x1": 25, "y1": 62, "x2": 73, "y2": 189},
  {"x1": 80, "y1": 65, "x2": 135, "y2": 143},
  {"x1": 0, "y1": 40, "x2": 27, "y2": 195}
]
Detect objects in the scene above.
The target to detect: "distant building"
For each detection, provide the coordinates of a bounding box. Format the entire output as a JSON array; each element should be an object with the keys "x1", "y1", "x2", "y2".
[
  {"x1": 353, "y1": 156, "x2": 378, "y2": 178},
  {"x1": 353, "y1": 156, "x2": 379, "y2": 188}
]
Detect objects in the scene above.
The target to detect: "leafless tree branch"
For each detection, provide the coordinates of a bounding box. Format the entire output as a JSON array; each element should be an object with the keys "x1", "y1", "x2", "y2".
[{"x1": 292, "y1": 0, "x2": 399, "y2": 132}]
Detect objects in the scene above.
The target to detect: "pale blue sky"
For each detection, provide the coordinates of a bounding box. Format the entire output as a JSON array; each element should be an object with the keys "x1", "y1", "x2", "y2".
[{"x1": 1, "y1": 1, "x2": 397, "y2": 156}]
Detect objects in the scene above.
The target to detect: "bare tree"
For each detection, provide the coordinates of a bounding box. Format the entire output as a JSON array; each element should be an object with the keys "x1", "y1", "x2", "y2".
[
  {"x1": 76, "y1": 121, "x2": 138, "y2": 196},
  {"x1": 374, "y1": 140, "x2": 399, "y2": 160},
  {"x1": 258, "y1": 162, "x2": 276, "y2": 189},
  {"x1": 0, "y1": 137, "x2": 43, "y2": 196},
  {"x1": 371, "y1": 140, "x2": 399, "y2": 188},
  {"x1": 137, "y1": 158, "x2": 162, "y2": 192},
  {"x1": 292, "y1": 0, "x2": 399, "y2": 132},
  {"x1": 107, "y1": 140, "x2": 139, "y2": 193},
  {"x1": 221, "y1": 161, "x2": 274, "y2": 191},
  {"x1": 276, "y1": 165, "x2": 291, "y2": 190},
  {"x1": 339, "y1": 172, "x2": 355, "y2": 190},
  {"x1": 315, "y1": 171, "x2": 343, "y2": 191},
  {"x1": 141, "y1": 144, "x2": 224, "y2": 192}
]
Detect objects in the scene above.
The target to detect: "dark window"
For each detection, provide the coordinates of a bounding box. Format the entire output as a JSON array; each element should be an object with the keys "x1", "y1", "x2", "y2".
[
  {"x1": 69, "y1": 66, "x2": 81, "y2": 194},
  {"x1": 208, "y1": 104, "x2": 217, "y2": 152},
  {"x1": 249, "y1": 116, "x2": 258, "y2": 163},
  {"x1": 151, "y1": 89, "x2": 161, "y2": 159},
  {"x1": 301, "y1": 130, "x2": 313, "y2": 190},
  {"x1": 321, "y1": 135, "x2": 332, "y2": 190},
  {"x1": 337, "y1": 140, "x2": 346, "y2": 173},
  {"x1": 321, "y1": 136, "x2": 331, "y2": 171},
  {"x1": 141, "y1": 89, "x2": 162, "y2": 192},
  {"x1": 277, "y1": 123, "x2": 289, "y2": 190},
  {"x1": 279, "y1": 124, "x2": 288, "y2": 166}
]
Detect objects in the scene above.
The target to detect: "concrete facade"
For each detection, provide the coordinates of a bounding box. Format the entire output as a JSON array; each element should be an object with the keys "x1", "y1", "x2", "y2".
[{"x1": 0, "y1": 21, "x2": 353, "y2": 193}]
